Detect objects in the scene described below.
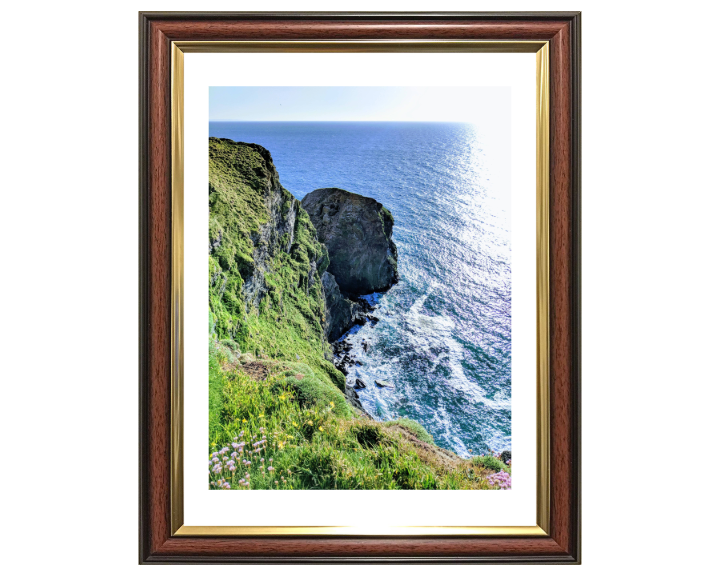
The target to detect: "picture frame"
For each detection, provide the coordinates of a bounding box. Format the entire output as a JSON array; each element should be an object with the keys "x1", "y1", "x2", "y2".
[{"x1": 139, "y1": 11, "x2": 581, "y2": 564}]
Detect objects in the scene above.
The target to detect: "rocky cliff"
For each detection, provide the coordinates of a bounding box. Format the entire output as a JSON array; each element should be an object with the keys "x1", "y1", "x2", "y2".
[
  {"x1": 321, "y1": 271, "x2": 358, "y2": 342},
  {"x1": 208, "y1": 138, "x2": 400, "y2": 404},
  {"x1": 301, "y1": 187, "x2": 399, "y2": 295},
  {"x1": 208, "y1": 137, "x2": 343, "y2": 390}
]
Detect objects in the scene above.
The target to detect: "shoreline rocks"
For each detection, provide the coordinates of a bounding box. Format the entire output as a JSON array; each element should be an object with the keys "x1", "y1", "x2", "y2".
[
  {"x1": 344, "y1": 386, "x2": 371, "y2": 417},
  {"x1": 322, "y1": 274, "x2": 385, "y2": 342},
  {"x1": 322, "y1": 272, "x2": 359, "y2": 342}
]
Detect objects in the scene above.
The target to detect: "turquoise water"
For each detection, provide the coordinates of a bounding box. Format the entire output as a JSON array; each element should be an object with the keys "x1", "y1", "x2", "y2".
[{"x1": 209, "y1": 121, "x2": 511, "y2": 456}]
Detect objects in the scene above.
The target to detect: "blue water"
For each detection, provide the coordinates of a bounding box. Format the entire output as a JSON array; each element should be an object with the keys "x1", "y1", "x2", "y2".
[{"x1": 210, "y1": 122, "x2": 511, "y2": 456}]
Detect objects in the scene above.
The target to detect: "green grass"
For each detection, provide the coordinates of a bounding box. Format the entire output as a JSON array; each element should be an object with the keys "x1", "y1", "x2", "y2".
[
  {"x1": 471, "y1": 454, "x2": 510, "y2": 473},
  {"x1": 209, "y1": 342, "x2": 224, "y2": 444},
  {"x1": 281, "y1": 362, "x2": 352, "y2": 417},
  {"x1": 383, "y1": 418, "x2": 435, "y2": 445},
  {"x1": 209, "y1": 342, "x2": 509, "y2": 490},
  {"x1": 209, "y1": 138, "x2": 340, "y2": 394}
]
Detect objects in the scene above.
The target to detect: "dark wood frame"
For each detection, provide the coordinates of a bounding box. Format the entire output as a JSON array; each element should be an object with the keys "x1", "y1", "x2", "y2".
[{"x1": 139, "y1": 11, "x2": 581, "y2": 564}]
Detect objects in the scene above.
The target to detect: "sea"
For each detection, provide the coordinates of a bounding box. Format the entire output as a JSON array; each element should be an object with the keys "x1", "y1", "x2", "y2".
[{"x1": 209, "y1": 121, "x2": 511, "y2": 457}]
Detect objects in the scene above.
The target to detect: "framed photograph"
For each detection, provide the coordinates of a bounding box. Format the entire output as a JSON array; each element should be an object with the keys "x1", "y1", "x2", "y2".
[{"x1": 139, "y1": 11, "x2": 581, "y2": 564}]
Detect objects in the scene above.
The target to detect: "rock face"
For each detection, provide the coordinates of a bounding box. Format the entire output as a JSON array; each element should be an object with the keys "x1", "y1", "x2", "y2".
[
  {"x1": 208, "y1": 138, "x2": 333, "y2": 365},
  {"x1": 301, "y1": 187, "x2": 399, "y2": 295},
  {"x1": 321, "y1": 271, "x2": 361, "y2": 342},
  {"x1": 208, "y1": 139, "x2": 401, "y2": 416},
  {"x1": 321, "y1": 272, "x2": 384, "y2": 342},
  {"x1": 209, "y1": 138, "x2": 329, "y2": 311}
]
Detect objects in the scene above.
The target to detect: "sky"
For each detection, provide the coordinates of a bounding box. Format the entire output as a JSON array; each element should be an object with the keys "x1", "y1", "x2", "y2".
[{"x1": 209, "y1": 86, "x2": 509, "y2": 123}]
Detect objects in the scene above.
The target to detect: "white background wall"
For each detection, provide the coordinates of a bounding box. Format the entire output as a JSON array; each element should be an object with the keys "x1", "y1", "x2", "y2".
[{"x1": 1, "y1": 0, "x2": 718, "y2": 573}]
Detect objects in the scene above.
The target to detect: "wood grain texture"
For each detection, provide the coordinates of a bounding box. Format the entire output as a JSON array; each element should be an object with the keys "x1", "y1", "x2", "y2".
[
  {"x1": 150, "y1": 535, "x2": 568, "y2": 563},
  {"x1": 549, "y1": 21, "x2": 573, "y2": 556},
  {"x1": 139, "y1": 12, "x2": 581, "y2": 564},
  {"x1": 153, "y1": 19, "x2": 568, "y2": 41},
  {"x1": 151, "y1": 19, "x2": 172, "y2": 552},
  {"x1": 140, "y1": 16, "x2": 173, "y2": 558}
]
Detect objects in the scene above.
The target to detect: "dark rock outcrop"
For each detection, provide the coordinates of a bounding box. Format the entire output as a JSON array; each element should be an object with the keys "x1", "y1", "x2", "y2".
[
  {"x1": 345, "y1": 386, "x2": 371, "y2": 416},
  {"x1": 321, "y1": 272, "x2": 387, "y2": 342},
  {"x1": 321, "y1": 271, "x2": 360, "y2": 342},
  {"x1": 301, "y1": 187, "x2": 399, "y2": 295}
]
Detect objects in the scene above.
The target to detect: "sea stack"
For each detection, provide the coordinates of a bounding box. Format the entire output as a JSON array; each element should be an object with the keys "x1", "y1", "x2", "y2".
[{"x1": 301, "y1": 187, "x2": 399, "y2": 295}]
